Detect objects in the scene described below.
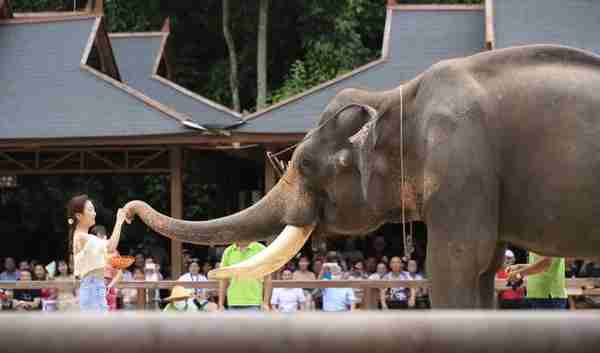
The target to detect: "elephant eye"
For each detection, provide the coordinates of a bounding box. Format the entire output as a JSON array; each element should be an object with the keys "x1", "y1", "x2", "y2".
[{"x1": 300, "y1": 157, "x2": 312, "y2": 169}]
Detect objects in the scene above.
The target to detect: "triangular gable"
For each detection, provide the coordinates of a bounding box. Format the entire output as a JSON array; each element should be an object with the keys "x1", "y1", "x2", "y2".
[
  {"x1": 0, "y1": 15, "x2": 198, "y2": 140},
  {"x1": 109, "y1": 18, "x2": 243, "y2": 132},
  {"x1": 81, "y1": 16, "x2": 120, "y2": 81},
  {"x1": 156, "y1": 17, "x2": 173, "y2": 80}
]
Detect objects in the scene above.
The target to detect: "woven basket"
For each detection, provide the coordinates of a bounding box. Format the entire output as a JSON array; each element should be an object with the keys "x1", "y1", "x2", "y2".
[{"x1": 110, "y1": 256, "x2": 135, "y2": 270}]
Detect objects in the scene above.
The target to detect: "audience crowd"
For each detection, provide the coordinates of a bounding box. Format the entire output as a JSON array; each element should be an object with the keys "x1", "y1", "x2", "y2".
[{"x1": 1, "y1": 234, "x2": 599, "y2": 312}]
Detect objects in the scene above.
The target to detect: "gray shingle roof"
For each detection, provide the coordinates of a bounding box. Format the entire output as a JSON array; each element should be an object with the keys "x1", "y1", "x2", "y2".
[
  {"x1": 495, "y1": 0, "x2": 600, "y2": 53},
  {"x1": 0, "y1": 17, "x2": 189, "y2": 140},
  {"x1": 240, "y1": 8, "x2": 485, "y2": 134},
  {"x1": 110, "y1": 34, "x2": 243, "y2": 130}
]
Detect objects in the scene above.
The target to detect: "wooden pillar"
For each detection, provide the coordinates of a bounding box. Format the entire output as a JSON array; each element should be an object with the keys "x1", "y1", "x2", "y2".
[
  {"x1": 86, "y1": 0, "x2": 103, "y2": 14},
  {"x1": 170, "y1": 146, "x2": 183, "y2": 279},
  {"x1": 136, "y1": 288, "x2": 146, "y2": 310},
  {"x1": 362, "y1": 288, "x2": 379, "y2": 310},
  {"x1": 485, "y1": 0, "x2": 496, "y2": 50}
]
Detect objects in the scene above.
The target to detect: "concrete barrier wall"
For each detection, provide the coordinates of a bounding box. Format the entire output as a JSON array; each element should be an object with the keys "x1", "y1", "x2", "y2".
[{"x1": 1, "y1": 312, "x2": 599, "y2": 353}]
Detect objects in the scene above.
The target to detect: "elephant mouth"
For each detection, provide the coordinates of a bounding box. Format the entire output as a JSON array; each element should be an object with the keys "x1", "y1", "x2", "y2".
[{"x1": 207, "y1": 224, "x2": 315, "y2": 279}]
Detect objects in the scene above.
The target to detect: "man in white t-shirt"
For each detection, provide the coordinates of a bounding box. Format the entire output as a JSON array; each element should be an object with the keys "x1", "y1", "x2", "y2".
[
  {"x1": 177, "y1": 261, "x2": 208, "y2": 298},
  {"x1": 271, "y1": 269, "x2": 305, "y2": 312},
  {"x1": 321, "y1": 264, "x2": 356, "y2": 312}
]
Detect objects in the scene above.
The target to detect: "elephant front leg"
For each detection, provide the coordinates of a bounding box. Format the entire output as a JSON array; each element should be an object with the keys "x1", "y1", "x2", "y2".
[
  {"x1": 423, "y1": 130, "x2": 501, "y2": 308},
  {"x1": 425, "y1": 196, "x2": 501, "y2": 309},
  {"x1": 424, "y1": 170, "x2": 503, "y2": 309}
]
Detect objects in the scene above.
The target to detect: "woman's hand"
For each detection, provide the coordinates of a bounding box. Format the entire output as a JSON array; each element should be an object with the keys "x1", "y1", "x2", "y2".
[
  {"x1": 506, "y1": 264, "x2": 528, "y2": 273},
  {"x1": 116, "y1": 208, "x2": 130, "y2": 225}
]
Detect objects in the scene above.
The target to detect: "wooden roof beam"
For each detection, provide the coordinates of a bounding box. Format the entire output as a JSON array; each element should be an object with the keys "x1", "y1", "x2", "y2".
[
  {"x1": 161, "y1": 17, "x2": 170, "y2": 33},
  {"x1": 0, "y1": 0, "x2": 13, "y2": 19}
]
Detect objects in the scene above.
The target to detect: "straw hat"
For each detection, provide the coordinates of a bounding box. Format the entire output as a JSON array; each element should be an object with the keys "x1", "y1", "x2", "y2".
[{"x1": 165, "y1": 286, "x2": 192, "y2": 302}]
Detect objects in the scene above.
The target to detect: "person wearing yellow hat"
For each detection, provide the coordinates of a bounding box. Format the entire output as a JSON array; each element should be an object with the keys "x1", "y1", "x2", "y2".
[{"x1": 163, "y1": 286, "x2": 217, "y2": 312}]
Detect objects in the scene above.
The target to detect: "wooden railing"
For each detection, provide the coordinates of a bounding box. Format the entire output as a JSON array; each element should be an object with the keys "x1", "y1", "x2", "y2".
[{"x1": 2, "y1": 278, "x2": 600, "y2": 310}]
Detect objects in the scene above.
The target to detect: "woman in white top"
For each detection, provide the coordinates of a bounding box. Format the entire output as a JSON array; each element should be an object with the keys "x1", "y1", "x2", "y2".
[
  {"x1": 177, "y1": 261, "x2": 207, "y2": 298},
  {"x1": 67, "y1": 194, "x2": 127, "y2": 311}
]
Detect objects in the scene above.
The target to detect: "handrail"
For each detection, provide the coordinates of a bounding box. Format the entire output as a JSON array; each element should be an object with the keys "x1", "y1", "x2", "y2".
[
  {"x1": 3, "y1": 278, "x2": 599, "y2": 310},
  {"x1": 2, "y1": 278, "x2": 600, "y2": 292}
]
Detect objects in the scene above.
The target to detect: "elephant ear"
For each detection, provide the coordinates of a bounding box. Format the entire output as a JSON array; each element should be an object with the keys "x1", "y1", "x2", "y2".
[{"x1": 348, "y1": 104, "x2": 382, "y2": 203}]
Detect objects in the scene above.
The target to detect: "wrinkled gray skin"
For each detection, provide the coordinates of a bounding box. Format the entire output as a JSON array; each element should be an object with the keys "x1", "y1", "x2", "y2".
[{"x1": 126, "y1": 45, "x2": 600, "y2": 308}]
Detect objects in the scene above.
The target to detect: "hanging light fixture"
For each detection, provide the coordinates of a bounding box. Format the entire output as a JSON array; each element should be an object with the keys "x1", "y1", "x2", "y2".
[{"x1": 0, "y1": 175, "x2": 17, "y2": 188}]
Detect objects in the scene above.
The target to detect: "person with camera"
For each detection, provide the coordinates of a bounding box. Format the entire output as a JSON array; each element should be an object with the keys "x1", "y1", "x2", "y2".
[{"x1": 507, "y1": 252, "x2": 568, "y2": 309}]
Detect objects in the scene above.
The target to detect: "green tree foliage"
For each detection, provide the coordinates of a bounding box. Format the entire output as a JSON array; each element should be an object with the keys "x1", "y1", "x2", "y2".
[
  {"x1": 103, "y1": 0, "x2": 161, "y2": 32},
  {"x1": 10, "y1": 0, "x2": 69, "y2": 12},
  {"x1": 270, "y1": 0, "x2": 385, "y2": 103}
]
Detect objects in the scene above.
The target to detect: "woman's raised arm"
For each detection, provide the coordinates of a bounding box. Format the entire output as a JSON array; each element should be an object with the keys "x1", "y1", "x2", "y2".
[{"x1": 107, "y1": 209, "x2": 128, "y2": 252}]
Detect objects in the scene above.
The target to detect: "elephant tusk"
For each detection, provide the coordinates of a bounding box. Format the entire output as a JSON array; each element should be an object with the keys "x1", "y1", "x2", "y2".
[{"x1": 208, "y1": 224, "x2": 315, "y2": 280}]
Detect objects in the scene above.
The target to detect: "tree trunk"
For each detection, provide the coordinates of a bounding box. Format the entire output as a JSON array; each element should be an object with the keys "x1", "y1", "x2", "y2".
[
  {"x1": 256, "y1": 0, "x2": 269, "y2": 110},
  {"x1": 222, "y1": 0, "x2": 241, "y2": 113}
]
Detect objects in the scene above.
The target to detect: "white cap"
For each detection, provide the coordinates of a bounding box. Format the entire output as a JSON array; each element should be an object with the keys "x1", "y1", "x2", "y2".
[{"x1": 505, "y1": 249, "x2": 515, "y2": 258}]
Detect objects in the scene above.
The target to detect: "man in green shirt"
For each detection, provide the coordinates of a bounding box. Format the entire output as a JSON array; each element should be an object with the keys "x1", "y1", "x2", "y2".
[
  {"x1": 218, "y1": 241, "x2": 272, "y2": 311},
  {"x1": 507, "y1": 252, "x2": 568, "y2": 309}
]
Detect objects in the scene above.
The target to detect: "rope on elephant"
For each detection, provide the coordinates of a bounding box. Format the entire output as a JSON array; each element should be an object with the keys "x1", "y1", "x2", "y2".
[{"x1": 399, "y1": 86, "x2": 413, "y2": 260}]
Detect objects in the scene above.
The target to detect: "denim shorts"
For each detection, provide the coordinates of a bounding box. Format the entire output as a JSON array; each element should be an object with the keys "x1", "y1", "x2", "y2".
[{"x1": 79, "y1": 275, "x2": 108, "y2": 312}]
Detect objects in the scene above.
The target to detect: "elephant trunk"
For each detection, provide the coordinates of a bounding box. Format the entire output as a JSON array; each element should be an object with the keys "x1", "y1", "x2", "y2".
[{"x1": 123, "y1": 179, "x2": 289, "y2": 246}]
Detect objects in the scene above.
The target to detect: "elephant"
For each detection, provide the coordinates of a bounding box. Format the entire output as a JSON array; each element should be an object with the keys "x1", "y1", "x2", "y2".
[{"x1": 124, "y1": 44, "x2": 600, "y2": 308}]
